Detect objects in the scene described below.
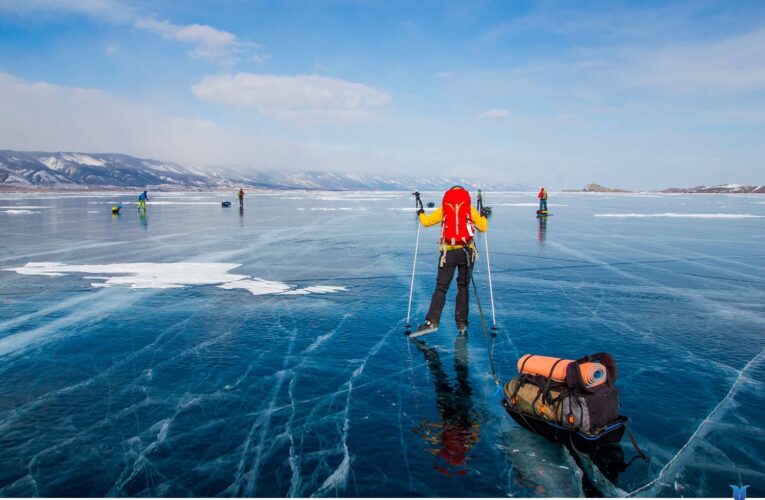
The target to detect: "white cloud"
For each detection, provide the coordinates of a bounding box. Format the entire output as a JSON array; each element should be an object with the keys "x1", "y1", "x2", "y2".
[
  {"x1": 192, "y1": 73, "x2": 392, "y2": 124},
  {"x1": 252, "y1": 52, "x2": 271, "y2": 64},
  {"x1": 0, "y1": 72, "x2": 363, "y2": 169},
  {"x1": 0, "y1": 0, "x2": 133, "y2": 22},
  {"x1": 623, "y1": 28, "x2": 765, "y2": 92},
  {"x1": 478, "y1": 108, "x2": 511, "y2": 120},
  {"x1": 435, "y1": 71, "x2": 452, "y2": 79},
  {"x1": 105, "y1": 43, "x2": 119, "y2": 54},
  {"x1": 136, "y1": 17, "x2": 256, "y2": 63}
]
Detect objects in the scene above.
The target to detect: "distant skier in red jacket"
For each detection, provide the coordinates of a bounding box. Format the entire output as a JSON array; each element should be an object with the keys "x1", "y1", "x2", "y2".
[{"x1": 537, "y1": 187, "x2": 548, "y2": 212}]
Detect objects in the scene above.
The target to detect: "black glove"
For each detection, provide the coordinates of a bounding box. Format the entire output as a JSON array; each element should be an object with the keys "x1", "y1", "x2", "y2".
[
  {"x1": 416, "y1": 208, "x2": 425, "y2": 215},
  {"x1": 480, "y1": 208, "x2": 490, "y2": 217}
]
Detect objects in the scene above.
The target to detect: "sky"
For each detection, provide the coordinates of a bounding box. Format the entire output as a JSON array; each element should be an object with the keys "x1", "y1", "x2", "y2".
[{"x1": 1, "y1": 0, "x2": 764, "y2": 189}]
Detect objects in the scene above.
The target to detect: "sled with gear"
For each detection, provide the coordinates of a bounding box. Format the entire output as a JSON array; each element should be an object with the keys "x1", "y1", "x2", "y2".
[
  {"x1": 536, "y1": 209, "x2": 550, "y2": 217},
  {"x1": 111, "y1": 202, "x2": 122, "y2": 214},
  {"x1": 501, "y1": 353, "x2": 647, "y2": 456},
  {"x1": 221, "y1": 201, "x2": 232, "y2": 207}
]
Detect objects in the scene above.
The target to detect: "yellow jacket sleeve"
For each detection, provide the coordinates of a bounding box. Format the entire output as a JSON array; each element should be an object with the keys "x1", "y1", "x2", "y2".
[
  {"x1": 471, "y1": 207, "x2": 488, "y2": 233},
  {"x1": 418, "y1": 206, "x2": 488, "y2": 232},
  {"x1": 418, "y1": 207, "x2": 442, "y2": 227}
]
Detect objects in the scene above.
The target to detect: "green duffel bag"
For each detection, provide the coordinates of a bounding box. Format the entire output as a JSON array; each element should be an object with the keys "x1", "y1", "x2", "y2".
[{"x1": 504, "y1": 374, "x2": 620, "y2": 434}]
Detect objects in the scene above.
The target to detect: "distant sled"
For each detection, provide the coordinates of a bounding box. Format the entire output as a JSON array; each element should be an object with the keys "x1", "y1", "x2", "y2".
[{"x1": 536, "y1": 209, "x2": 552, "y2": 217}]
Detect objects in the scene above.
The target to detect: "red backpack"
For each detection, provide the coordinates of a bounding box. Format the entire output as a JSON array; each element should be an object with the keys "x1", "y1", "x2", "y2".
[{"x1": 441, "y1": 186, "x2": 474, "y2": 245}]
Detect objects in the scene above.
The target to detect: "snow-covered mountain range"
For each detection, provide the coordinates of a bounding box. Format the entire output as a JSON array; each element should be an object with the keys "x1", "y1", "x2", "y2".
[
  {"x1": 0, "y1": 150, "x2": 522, "y2": 191},
  {"x1": 660, "y1": 184, "x2": 765, "y2": 194},
  {"x1": 565, "y1": 183, "x2": 765, "y2": 194}
]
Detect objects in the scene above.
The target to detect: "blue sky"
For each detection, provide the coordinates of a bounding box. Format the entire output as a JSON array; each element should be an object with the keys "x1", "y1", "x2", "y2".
[{"x1": 1, "y1": 0, "x2": 764, "y2": 188}]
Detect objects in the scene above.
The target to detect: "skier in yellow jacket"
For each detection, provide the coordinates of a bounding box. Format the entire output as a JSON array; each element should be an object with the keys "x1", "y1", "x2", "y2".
[{"x1": 415, "y1": 186, "x2": 488, "y2": 335}]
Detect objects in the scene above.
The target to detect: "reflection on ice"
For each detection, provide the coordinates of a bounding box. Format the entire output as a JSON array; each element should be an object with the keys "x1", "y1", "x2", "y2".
[
  {"x1": 412, "y1": 336, "x2": 479, "y2": 477},
  {"x1": 501, "y1": 427, "x2": 584, "y2": 497}
]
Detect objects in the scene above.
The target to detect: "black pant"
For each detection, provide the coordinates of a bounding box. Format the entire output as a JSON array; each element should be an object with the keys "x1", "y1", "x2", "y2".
[{"x1": 426, "y1": 248, "x2": 472, "y2": 325}]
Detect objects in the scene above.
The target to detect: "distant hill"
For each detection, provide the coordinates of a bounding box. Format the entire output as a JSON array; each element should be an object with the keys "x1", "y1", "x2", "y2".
[
  {"x1": 661, "y1": 184, "x2": 765, "y2": 194},
  {"x1": 563, "y1": 183, "x2": 632, "y2": 193},
  {"x1": 562, "y1": 183, "x2": 764, "y2": 194},
  {"x1": 0, "y1": 150, "x2": 524, "y2": 191}
]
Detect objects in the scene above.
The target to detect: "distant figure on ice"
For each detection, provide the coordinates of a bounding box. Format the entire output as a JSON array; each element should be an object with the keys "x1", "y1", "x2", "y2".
[
  {"x1": 537, "y1": 187, "x2": 548, "y2": 212},
  {"x1": 414, "y1": 186, "x2": 488, "y2": 335},
  {"x1": 238, "y1": 188, "x2": 245, "y2": 206},
  {"x1": 137, "y1": 190, "x2": 148, "y2": 212}
]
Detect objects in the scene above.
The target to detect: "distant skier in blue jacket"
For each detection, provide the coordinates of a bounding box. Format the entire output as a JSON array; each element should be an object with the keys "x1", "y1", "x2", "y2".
[{"x1": 138, "y1": 190, "x2": 148, "y2": 212}]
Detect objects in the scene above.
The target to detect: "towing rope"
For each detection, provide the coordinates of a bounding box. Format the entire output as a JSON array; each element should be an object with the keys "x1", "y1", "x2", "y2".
[{"x1": 466, "y1": 246, "x2": 500, "y2": 386}]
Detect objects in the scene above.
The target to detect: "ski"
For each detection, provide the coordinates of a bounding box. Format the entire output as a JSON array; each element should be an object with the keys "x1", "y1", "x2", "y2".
[{"x1": 408, "y1": 325, "x2": 438, "y2": 338}]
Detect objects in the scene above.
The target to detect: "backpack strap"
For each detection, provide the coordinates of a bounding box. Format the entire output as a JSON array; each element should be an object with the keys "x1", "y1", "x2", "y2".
[
  {"x1": 509, "y1": 373, "x2": 533, "y2": 407},
  {"x1": 518, "y1": 354, "x2": 534, "y2": 374},
  {"x1": 509, "y1": 355, "x2": 535, "y2": 406},
  {"x1": 533, "y1": 358, "x2": 567, "y2": 415},
  {"x1": 541, "y1": 358, "x2": 567, "y2": 398},
  {"x1": 565, "y1": 356, "x2": 590, "y2": 393}
]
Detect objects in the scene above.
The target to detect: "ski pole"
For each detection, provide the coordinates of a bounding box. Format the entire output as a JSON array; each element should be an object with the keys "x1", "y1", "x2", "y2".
[
  {"x1": 476, "y1": 189, "x2": 497, "y2": 335},
  {"x1": 405, "y1": 191, "x2": 423, "y2": 332},
  {"x1": 477, "y1": 190, "x2": 497, "y2": 332},
  {"x1": 484, "y1": 232, "x2": 497, "y2": 332}
]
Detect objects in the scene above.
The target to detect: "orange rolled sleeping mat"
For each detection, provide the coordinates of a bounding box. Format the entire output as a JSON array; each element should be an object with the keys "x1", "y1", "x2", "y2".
[{"x1": 517, "y1": 354, "x2": 607, "y2": 388}]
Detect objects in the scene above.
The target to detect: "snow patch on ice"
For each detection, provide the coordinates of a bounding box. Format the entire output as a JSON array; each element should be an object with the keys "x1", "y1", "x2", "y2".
[
  {"x1": 89, "y1": 201, "x2": 221, "y2": 205},
  {"x1": 280, "y1": 285, "x2": 348, "y2": 295},
  {"x1": 493, "y1": 203, "x2": 568, "y2": 207},
  {"x1": 315, "y1": 196, "x2": 394, "y2": 201},
  {"x1": 595, "y1": 213, "x2": 764, "y2": 219},
  {"x1": 308, "y1": 207, "x2": 366, "y2": 211},
  {"x1": 4, "y1": 262, "x2": 345, "y2": 296},
  {"x1": 218, "y1": 278, "x2": 293, "y2": 295},
  {"x1": 138, "y1": 201, "x2": 222, "y2": 205},
  {"x1": 2, "y1": 209, "x2": 39, "y2": 214},
  {"x1": 8, "y1": 262, "x2": 247, "y2": 288}
]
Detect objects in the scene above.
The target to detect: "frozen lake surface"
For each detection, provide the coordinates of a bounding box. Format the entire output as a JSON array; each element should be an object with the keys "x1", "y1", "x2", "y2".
[{"x1": 1, "y1": 190, "x2": 764, "y2": 497}]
